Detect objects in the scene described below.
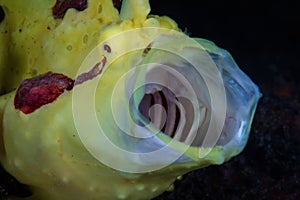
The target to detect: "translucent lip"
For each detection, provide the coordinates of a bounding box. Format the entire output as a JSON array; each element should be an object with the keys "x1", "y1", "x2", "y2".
[
  {"x1": 137, "y1": 82, "x2": 258, "y2": 151},
  {"x1": 135, "y1": 52, "x2": 262, "y2": 149}
]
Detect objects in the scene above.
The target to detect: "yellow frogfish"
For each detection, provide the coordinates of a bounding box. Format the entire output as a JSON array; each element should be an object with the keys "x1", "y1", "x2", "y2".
[{"x1": 0, "y1": 0, "x2": 261, "y2": 199}]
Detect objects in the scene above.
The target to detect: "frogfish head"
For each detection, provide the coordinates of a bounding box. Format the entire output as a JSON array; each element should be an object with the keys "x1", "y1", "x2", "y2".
[{"x1": 0, "y1": 0, "x2": 261, "y2": 199}]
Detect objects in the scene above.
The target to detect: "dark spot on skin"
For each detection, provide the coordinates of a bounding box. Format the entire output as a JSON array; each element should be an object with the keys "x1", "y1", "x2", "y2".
[
  {"x1": 52, "y1": 0, "x2": 88, "y2": 19},
  {"x1": 47, "y1": 26, "x2": 51, "y2": 30},
  {"x1": 113, "y1": 0, "x2": 121, "y2": 10},
  {"x1": 14, "y1": 72, "x2": 74, "y2": 114},
  {"x1": 142, "y1": 43, "x2": 152, "y2": 57},
  {"x1": 19, "y1": 29, "x2": 22, "y2": 33},
  {"x1": 104, "y1": 44, "x2": 111, "y2": 53},
  {"x1": 75, "y1": 56, "x2": 107, "y2": 85},
  {"x1": 0, "y1": 6, "x2": 5, "y2": 23}
]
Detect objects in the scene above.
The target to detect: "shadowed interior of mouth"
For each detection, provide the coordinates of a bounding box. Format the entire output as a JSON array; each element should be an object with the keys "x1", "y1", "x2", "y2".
[
  {"x1": 137, "y1": 85, "x2": 204, "y2": 145},
  {"x1": 137, "y1": 84, "x2": 238, "y2": 148},
  {"x1": 138, "y1": 87, "x2": 181, "y2": 138}
]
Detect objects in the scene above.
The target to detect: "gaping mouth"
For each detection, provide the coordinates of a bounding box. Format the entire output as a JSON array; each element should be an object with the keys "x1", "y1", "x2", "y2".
[
  {"x1": 135, "y1": 64, "x2": 211, "y2": 147},
  {"x1": 139, "y1": 87, "x2": 182, "y2": 139},
  {"x1": 138, "y1": 83, "x2": 213, "y2": 147},
  {"x1": 134, "y1": 60, "x2": 244, "y2": 149}
]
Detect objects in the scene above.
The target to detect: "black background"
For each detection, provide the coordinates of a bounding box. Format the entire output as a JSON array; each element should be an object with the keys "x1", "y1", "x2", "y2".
[{"x1": 150, "y1": 0, "x2": 300, "y2": 91}]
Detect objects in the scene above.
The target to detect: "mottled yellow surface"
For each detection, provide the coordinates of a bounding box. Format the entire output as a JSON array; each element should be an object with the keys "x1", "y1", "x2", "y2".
[
  {"x1": 0, "y1": 0, "x2": 177, "y2": 94},
  {"x1": 0, "y1": 0, "x2": 232, "y2": 199}
]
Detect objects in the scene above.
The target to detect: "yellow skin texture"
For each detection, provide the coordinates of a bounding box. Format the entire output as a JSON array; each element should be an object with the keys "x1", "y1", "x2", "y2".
[
  {"x1": 0, "y1": 0, "x2": 248, "y2": 199},
  {"x1": 0, "y1": 0, "x2": 178, "y2": 93},
  {"x1": 0, "y1": 1, "x2": 196, "y2": 199}
]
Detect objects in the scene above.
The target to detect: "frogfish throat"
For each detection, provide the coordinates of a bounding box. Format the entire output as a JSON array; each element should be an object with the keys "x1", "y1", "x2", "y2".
[{"x1": 138, "y1": 86, "x2": 181, "y2": 138}]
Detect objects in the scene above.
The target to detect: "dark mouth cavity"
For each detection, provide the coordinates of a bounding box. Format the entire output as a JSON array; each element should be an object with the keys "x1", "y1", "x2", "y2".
[{"x1": 138, "y1": 87, "x2": 181, "y2": 138}]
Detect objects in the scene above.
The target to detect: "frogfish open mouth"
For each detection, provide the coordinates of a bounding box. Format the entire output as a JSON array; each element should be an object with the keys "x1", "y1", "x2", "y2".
[{"x1": 0, "y1": 0, "x2": 261, "y2": 199}]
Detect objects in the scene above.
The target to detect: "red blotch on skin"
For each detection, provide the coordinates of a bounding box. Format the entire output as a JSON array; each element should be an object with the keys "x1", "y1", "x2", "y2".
[
  {"x1": 53, "y1": 0, "x2": 88, "y2": 19},
  {"x1": 14, "y1": 72, "x2": 74, "y2": 114}
]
